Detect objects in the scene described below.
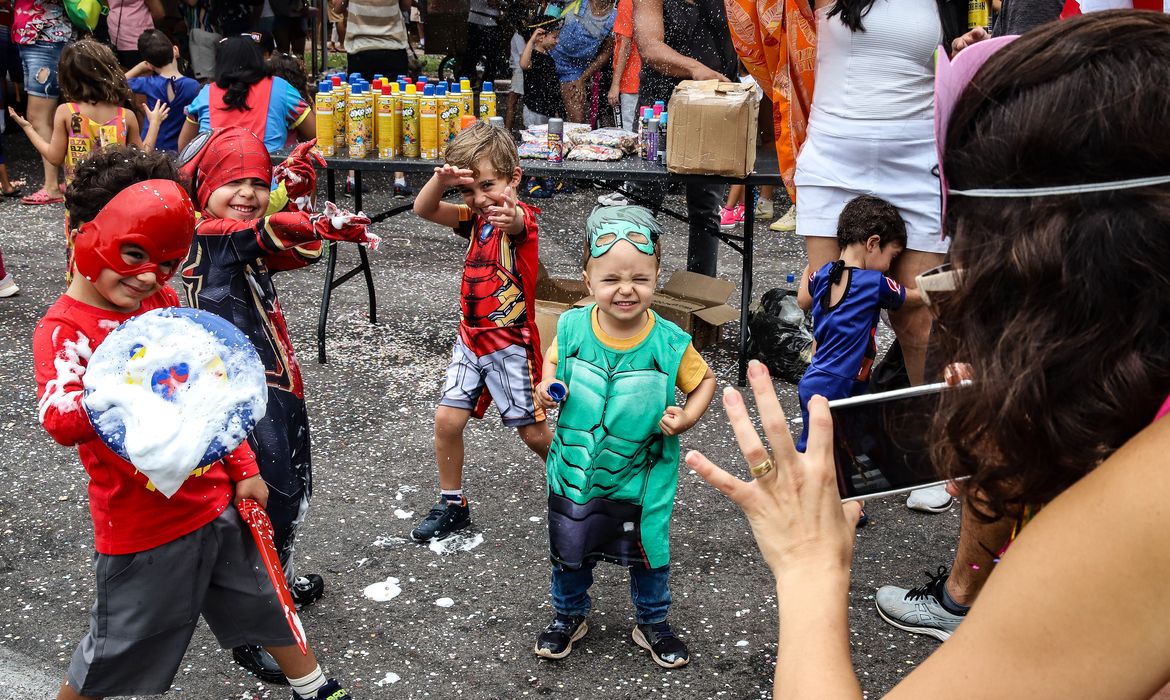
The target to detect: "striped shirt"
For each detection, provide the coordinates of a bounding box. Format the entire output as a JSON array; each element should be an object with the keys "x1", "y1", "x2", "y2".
[{"x1": 344, "y1": 0, "x2": 408, "y2": 54}]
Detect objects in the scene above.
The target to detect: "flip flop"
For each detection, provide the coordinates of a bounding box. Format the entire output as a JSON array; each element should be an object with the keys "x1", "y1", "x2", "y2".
[
  {"x1": 21, "y1": 188, "x2": 64, "y2": 205},
  {"x1": 2, "y1": 187, "x2": 21, "y2": 197}
]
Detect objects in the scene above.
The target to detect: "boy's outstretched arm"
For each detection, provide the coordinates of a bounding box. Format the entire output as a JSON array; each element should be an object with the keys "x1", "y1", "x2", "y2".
[
  {"x1": 535, "y1": 338, "x2": 561, "y2": 409},
  {"x1": 797, "y1": 264, "x2": 813, "y2": 311},
  {"x1": 660, "y1": 367, "x2": 716, "y2": 436},
  {"x1": 413, "y1": 164, "x2": 474, "y2": 229},
  {"x1": 33, "y1": 320, "x2": 99, "y2": 446}
]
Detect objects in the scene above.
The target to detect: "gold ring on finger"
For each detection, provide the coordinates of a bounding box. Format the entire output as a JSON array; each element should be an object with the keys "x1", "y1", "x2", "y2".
[{"x1": 749, "y1": 457, "x2": 775, "y2": 478}]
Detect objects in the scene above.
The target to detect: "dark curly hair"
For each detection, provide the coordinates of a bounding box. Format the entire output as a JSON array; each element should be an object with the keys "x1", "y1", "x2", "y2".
[
  {"x1": 214, "y1": 35, "x2": 269, "y2": 111},
  {"x1": 836, "y1": 195, "x2": 906, "y2": 249},
  {"x1": 66, "y1": 147, "x2": 184, "y2": 226},
  {"x1": 934, "y1": 11, "x2": 1170, "y2": 521}
]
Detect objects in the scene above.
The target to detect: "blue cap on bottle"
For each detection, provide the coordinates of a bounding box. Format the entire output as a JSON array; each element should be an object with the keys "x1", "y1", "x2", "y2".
[
  {"x1": 318, "y1": 80, "x2": 331, "y2": 93},
  {"x1": 349, "y1": 72, "x2": 361, "y2": 83},
  {"x1": 374, "y1": 73, "x2": 383, "y2": 80},
  {"x1": 439, "y1": 80, "x2": 449, "y2": 90},
  {"x1": 660, "y1": 111, "x2": 668, "y2": 126},
  {"x1": 654, "y1": 100, "x2": 665, "y2": 108},
  {"x1": 418, "y1": 75, "x2": 428, "y2": 83},
  {"x1": 423, "y1": 84, "x2": 434, "y2": 96},
  {"x1": 436, "y1": 85, "x2": 447, "y2": 97},
  {"x1": 451, "y1": 83, "x2": 461, "y2": 94},
  {"x1": 786, "y1": 272, "x2": 796, "y2": 284},
  {"x1": 483, "y1": 81, "x2": 494, "y2": 92},
  {"x1": 547, "y1": 381, "x2": 567, "y2": 403}
]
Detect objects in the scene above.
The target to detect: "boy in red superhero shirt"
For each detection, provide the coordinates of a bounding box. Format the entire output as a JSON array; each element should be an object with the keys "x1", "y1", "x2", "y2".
[
  {"x1": 178, "y1": 126, "x2": 375, "y2": 684},
  {"x1": 410, "y1": 121, "x2": 552, "y2": 542},
  {"x1": 33, "y1": 148, "x2": 354, "y2": 700}
]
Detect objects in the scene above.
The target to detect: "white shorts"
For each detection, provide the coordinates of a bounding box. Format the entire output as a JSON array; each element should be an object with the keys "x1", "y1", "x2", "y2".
[{"x1": 794, "y1": 110, "x2": 948, "y2": 254}]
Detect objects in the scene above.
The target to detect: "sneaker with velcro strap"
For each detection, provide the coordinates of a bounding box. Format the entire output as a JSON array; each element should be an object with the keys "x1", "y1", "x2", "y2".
[
  {"x1": 633, "y1": 621, "x2": 690, "y2": 668},
  {"x1": 534, "y1": 613, "x2": 589, "y2": 659}
]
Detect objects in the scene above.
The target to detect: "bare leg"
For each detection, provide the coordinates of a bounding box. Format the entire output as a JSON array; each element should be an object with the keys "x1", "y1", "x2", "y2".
[
  {"x1": 945, "y1": 502, "x2": 1015, "y2": 606},
  {"x1": 888, "y1": 250, "x2": 945, "y2": 385},
  {"x1": 0, "y1": 164, "x2": 13, "y2": 192},
  {"x1": 517, "y1": 421, "x2": 552, "y2": 461},
  {"x1": 505, "y1": 91, "x2": 519, "y2": 130},
  {"x1": 267, "y1": 644, "x2": 320, "y2": 679},
  {"x1": 560, "y1": 81, "x2": 585, "y2": 123},
  {"x1": 724, "y1": 185, "x2": 744, "y2": 208},
  {"x1": 802, "y1": 235, "x2": 842, "y2": 356},
  {"x1": 435, "y1": 405, "x2": 472, "y2": 490},
  {"x1": 56, "y1": 681, "x2": 98, "y2": 700},
  {"x1": 759, "y1": 185, "x2": 775, "y2": 200},
  {"x1": 26, "y1": 93, "x2": 61, "y2": 197}
]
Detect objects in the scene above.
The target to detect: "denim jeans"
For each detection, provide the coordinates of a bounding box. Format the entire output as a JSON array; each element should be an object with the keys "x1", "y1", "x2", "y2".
[
  {"x1": 550, "y1": 562, "x2": 672, "y2": 625},
  {"x1": 19, "y1": 40, "x2": 65, "y2": 99}
]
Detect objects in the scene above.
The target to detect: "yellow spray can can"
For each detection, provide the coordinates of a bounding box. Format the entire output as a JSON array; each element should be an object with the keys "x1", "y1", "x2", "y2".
[
  {"x1": 377, "y1": 85, "x2": 395, "y2": 158},
  {"x1": 401, "y1": 83, "x2": 420, "y2": 158},
  {"x1": 478, "y1": 80, "x2": 497, "y2": 120},
  {"x1": 459, "y1": 78, "x2": 474, "y2": 121},
  {"x1": 420, "y1": 84, "x2": 439, "y2": 160},
  {"x1": 315, "y1": 81, "x2": 335, "y2": 157}
]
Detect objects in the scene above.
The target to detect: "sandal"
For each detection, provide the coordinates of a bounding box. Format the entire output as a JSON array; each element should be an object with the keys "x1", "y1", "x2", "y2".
[
  {"x1": 21, "y1": 188, "x2": 64, "y2": 205},
  {"x1": 2, "y1": 186, "x2": 21, "y2": 197}
]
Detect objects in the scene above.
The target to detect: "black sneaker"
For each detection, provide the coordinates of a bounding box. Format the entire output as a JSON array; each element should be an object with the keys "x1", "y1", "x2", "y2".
[
  {"x1": 633, "y1": 621, "x2": 690, "y2": 669},
  {"x1": 293, "y1": 678, "x2": 353, "y2": 700},
  {"x1": 232, "y1": 644, "x2": 288, "y2": 685},
  {"x1": 534, "y1": 613, "x2": 589, "y2": 659},
  {"x1": 410, "y1": 500, "x2": 471, "y2": 542},
  {"x1": 291, "y1": 574, "x2": 325, "y2": 610}
]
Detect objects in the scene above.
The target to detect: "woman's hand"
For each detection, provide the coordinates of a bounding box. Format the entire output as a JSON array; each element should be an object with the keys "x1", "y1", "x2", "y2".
[{"x1": 685, "y1": 360, "x2": 861, "y2": 580}]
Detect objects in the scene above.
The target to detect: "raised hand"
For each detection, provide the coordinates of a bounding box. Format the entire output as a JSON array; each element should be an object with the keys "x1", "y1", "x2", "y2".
[
  {"x1": 433, "y1": 164, "x2": 475, "y2": 189},
  {"x1": 273, "y1": 139, "x2": 325, "y2": 207},
  {"x1": 144, "y1": 101, "x2": 170, "y2": 128},
  {"x1": 487, "y1": 185, "x2": 521, "y2": 232},
  {"x1": 315, "y1": 201, "x2": 379, "y2": 248}
]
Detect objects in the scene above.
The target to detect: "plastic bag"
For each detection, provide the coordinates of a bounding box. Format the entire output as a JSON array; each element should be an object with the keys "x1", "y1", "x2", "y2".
[{"x1": 747, "y1": 288, "x2": 813, "y2": 384}]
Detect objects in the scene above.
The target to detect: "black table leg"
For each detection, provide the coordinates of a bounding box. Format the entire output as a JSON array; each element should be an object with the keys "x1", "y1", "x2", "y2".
[
  {"x1": 353, "y1": 170, "x2": 378, "y2": 325},
  {"x1": 738, "y1": 185, "x2": 756, "y2": 387},
  {"x1": 318, "y1": 168, "x2": 339, "y2": 364}
]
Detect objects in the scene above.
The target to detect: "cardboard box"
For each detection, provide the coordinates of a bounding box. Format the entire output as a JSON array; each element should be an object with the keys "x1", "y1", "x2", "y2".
[
  {"x1": 665, "y1": 80, "x2": 758, "y2": 178},
  {"x1": 574, "y1": 271, "x2": 739, "y2": 350},
  {"x1": 535, "y1": 261, "x2": 588, "y2": 354}
]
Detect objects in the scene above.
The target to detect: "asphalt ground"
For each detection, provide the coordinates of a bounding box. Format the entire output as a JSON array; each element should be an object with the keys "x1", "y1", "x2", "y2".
[{"x1": 0, "y1": 136, "x2": 960, "y2": 699}]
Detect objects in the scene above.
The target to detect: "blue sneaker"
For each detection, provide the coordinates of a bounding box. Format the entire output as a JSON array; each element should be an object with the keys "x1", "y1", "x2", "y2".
[{"x1": 293, "y1": 679, "x2": 352, "y2": 700}]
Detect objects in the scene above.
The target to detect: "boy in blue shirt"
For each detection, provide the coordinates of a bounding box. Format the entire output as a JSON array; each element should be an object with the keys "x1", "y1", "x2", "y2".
[
  {"x1": 796, "y1": 195, "x2": 922, "y2": 452},
  {"x1": 125, "y1": 29, "x2": 201, "y2": 152}
]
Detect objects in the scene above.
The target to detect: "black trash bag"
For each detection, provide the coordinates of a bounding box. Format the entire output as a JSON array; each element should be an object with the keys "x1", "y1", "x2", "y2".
[{"x1": 746, "y1": 288, "x2": 813, "y2": 385}]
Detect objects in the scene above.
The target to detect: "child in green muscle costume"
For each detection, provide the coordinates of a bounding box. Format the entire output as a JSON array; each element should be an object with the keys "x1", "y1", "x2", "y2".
[{"x1": 532, "y1": 205, "x2": 717, "y2": 669}]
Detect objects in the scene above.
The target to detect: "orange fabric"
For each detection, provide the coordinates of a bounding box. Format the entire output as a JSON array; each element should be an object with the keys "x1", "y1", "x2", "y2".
[
  {"x1": 613, "y1": 0, "x2": 641, "y2": 95},
  {"x1": 725, "y1": 0, "x2": 816, "y2": 202}
]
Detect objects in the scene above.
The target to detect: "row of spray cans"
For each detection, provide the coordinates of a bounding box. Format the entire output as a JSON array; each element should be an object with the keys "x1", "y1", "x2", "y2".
[
  {"x1": 315, "y1": 72, "x2": 500, "y2": 159},
  {"x1": 638, "y1": 101, "x2": 668, "y2": 164}
]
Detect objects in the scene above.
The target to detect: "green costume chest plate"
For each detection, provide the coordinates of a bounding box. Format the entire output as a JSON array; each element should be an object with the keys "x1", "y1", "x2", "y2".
[{"x1": 547, "y1": 306, "x2": 691, "y2": 569}]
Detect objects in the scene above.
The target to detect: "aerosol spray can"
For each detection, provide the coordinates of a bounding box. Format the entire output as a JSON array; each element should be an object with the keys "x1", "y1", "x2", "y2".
[
  {"x1": 657, "y1": 111, "x2": 668, "y2": 164},
  {"x1": 489, "y1": 116, "x2": 504, "y2": 130},
  {"x1": 968, "y1": 0, "x2": 989, "y2": 28},
  {"x1": 644, "y1": 118, "x2": 660, "y2": 163},
  {"x1": 315, "y1": 81, "x2": 335, "y2": 157},
  {"x1": 478, "y1": 80, "x2": 497, "y2": 119},
  {"x1": 547, "y1": 117, "x2": 564, "y2": 162}
]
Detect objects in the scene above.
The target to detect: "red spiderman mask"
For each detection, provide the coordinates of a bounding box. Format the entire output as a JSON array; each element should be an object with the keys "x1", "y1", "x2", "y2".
[
  {"x1": 73, "y1": 180, "x2": 196, "y2": 283},
  {"x1": 179, "y1": 126, "x2": 273, "y2": 210}
]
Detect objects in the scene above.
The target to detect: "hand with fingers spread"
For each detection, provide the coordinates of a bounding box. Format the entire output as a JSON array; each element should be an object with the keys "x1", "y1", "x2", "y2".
[
  {"x1": 433, "y1": 164, "x2": 476, "y2": 189},
  {"x1": 7, "y1": 106, "x2": 31, "y2": 131},
  {"x1": 487, "y1": 185, "x2": 523, "y2": 235},
  {"x1": 685, "y1": 359, "x2": 861, "y2": 578}
]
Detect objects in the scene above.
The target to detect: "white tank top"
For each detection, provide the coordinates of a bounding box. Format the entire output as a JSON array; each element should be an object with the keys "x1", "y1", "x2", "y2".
[{"x1": 812, "y1": 0, "x2": 942, "y2": 121}]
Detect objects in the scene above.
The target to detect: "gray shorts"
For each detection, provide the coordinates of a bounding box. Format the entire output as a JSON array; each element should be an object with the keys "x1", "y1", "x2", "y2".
[
  {"x1": 67, "y1": 509, "x2": 297, "y2": 697},
  {"x1": 439, "y1": 335, "x2": 544, "y2": 426}
]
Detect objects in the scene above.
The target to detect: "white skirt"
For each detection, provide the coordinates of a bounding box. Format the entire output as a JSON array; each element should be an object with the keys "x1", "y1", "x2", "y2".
[{"x1": 794, "y1": 109, "x2": 948, "y2": 254}]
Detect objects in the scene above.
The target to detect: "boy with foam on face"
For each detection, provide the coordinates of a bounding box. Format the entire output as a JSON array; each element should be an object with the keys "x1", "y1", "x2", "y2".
[
  {"x1": 410, "y1": 121, "x2": 552, "y2": 542},
  {"x1": 179, "y1": 126, "x2": 375, "y2": 684},
  {"x1": 532, "y1": 205, "x2": 716, "y2": 669},
  {"x1": 33, "y1": 147, "x2": 354, "y2": 700}
]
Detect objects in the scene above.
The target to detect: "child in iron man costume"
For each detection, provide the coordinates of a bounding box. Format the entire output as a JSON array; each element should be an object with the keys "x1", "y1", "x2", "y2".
[{"x1": 178, "y1": 126, "x2": 376, "y2": 684}]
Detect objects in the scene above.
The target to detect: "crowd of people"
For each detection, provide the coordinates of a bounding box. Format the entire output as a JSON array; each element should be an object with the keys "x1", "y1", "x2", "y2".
[{"x1": 1, "y1": 0, "x2": 1169, "y2": 698}]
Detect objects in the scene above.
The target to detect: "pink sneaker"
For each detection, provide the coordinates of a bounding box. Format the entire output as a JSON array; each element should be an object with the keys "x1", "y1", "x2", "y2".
[{"x1": 719, "y1": 203, "x2": 744, "y2": 230}]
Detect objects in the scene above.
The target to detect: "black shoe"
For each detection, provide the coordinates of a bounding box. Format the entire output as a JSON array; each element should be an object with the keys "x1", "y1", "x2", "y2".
[
  {"x1": 534, "y1": 613, "x2": 588, "y2": 659},
  {"x1": 291, "y1": 573, "x2": 325, "y2": 610},
  {"x1": 232, "y1": 644, "x2": 288, "y2": 685},
  {"x1": 633, "y1": 621, "x2": 690, "y2": 669},
  {"x1": 293, "y1": 678, "x2": 353, "y2": 700},
  {"x1": 410, "y1": 500, "x2": 471, "y2": 542},
  {"x1": 393, "y1": 181, "x2": 413, "y2": 197}
]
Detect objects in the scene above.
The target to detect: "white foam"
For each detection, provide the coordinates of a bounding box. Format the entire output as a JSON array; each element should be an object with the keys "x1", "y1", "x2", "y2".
[
  {"x1": 434, "y1": 597, "x2": 454, "y2": 608},
  {"x1": 428, "y1": 532, "x2": 484, "y2": 555},
  {"x1": 393, "y1": 508, "x2": 414, "y2": 519},
  {"x1": 363, "y1": 577, "x2": 402, "y2": 602},
  {"x1": 375, "y1": 672, "x2": 401, "y2": 686}
]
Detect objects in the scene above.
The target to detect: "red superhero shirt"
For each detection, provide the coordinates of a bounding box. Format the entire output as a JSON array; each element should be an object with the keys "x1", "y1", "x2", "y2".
[
  {"x1": 455, "y1": 202, "x2": 541, "y2": 357},
  {"x1": 33, "y1": 287, "x2": 259, "y2": 555}
]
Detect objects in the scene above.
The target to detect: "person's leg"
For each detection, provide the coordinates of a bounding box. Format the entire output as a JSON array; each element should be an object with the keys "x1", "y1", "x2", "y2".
[
  {"x1": 561, "y1": 80, "x2": 586, "y2": 123},
  {"x1": 945, "y1": 498, "x2": 1015, "y2": 605},
  {"x1": 435, "y1": 405, "x2": 472, "y2": 490},
  {"x1": 56, "y1": 683, "x2": 98, "y2": 700},
  {"x1": 683, "y1": 183, "x2": 723, "y2": 276},
  {"x1": 887, "y1": 249, "x2": 945, "y2": 385},
  {"x1": 550, "y1": 562, "x2": 594, "y2": 617},
  {"x1": 517, "y1": 421, "x2": 552, "y2": 460},
  {"x1": 629, "y1": 565, "x2": 671, "y2": 624},
  {"x1": 21, "y1": 42, "x2": 63, "y2": 199},
  {"x1": 724, "y1": 185, "x2": 744, "y2": 208}
]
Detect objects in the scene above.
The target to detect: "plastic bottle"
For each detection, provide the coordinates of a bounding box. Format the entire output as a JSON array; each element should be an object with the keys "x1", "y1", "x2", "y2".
[
  {"x1": 644, "y1": 118, "x2": 660, "y2": 163},
  {"x1": 420, "y1": 84, "x2": 439, "y2": 160},
  {"x1": 478, "y1": 80, "x2": 497, "y2": 120},
  {"x1": 447, "y1": 83, "x2": 465, "y2": 135},
  {"x1": 362, "y1": 82, "x2": 375, "y2": 155},
  {"x1": 401, "y1": 83, "x2": 420, "y2": 158},
  {"x1": 459, "y1": 78, "x2": 474, "y2": 121},
  {"x1": 548, "y1": 117, "x2": 564, "y2": 163},
  {"x1": 315, "y1": 81, "x2": 335, "y2": 157},
  {"x1": 377, "y1": 84, "x2": 395, "y2": 158},
  {"x1": 436, "y1": 84, "x2": 452, "y2": 157},
  {"x1": 332, "y1": 75, "x2": 346, "y2": 151}
]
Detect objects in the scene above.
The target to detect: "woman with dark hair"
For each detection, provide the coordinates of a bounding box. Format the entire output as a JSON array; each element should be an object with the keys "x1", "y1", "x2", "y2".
[
  {"x1": 179, "y1": 34, "x2": 314, "y2": 152},
  {"x1": 794, "y1": 0, "x2": 963, "y2": 387},
  {"x1": 690, "y1": 12, "x2": 1170, "y2": 697}
]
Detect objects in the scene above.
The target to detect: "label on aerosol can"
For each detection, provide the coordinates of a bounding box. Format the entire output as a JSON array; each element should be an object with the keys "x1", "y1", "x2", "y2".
[
  {"x1": 547, "y1": 117, "x2": 564, "y2": 163},
  {"x1": 968, "y1": 0, "x2": 989, "y2": 29}
]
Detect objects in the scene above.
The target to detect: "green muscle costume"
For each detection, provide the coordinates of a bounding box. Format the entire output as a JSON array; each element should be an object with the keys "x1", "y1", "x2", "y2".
[{"x1": 546, "y1": 305, "x2": 692, "y2": 570}]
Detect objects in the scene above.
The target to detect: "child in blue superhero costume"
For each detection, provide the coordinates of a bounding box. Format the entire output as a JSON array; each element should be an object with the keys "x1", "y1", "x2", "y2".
[
  {"x1": 796, "y1": 195, "x2": 922, "y2": 452},
  {"x1": 533, "y1": 205, "x2": 716, "y2": 669}
]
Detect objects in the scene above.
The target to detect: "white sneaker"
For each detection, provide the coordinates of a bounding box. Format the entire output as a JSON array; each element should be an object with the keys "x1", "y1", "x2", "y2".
[
  {"x1": 906, "y1": 484, "x2": 954, "y2": 513},
  {"x1": 597, "y1": 192, "x2": 629, "y2": 206},
  {"x1": 875, "y1": 567, "x2": 966, "y2": 642},
  {"x1": 769, "y1": 205, "x2": 796, "y2": 232},
  {"x1": 754, "y1": 198, "x2": 773, "y2": 219},
  {"x1": 0, "y1": 274, "x2": 18, "y2": 298}
]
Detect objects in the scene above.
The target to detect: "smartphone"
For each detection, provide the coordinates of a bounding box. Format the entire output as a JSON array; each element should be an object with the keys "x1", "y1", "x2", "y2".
[{"x1": 827, "y1": 382, "x2": 964, "y2": 502}]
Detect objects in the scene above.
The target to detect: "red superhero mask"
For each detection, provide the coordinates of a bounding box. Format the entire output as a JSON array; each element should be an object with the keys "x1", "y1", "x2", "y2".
[
  {"x1": 178, "y1": 125, "x2": 273, "y2": 210},
  {"x1": 73, "y1": 180, "x2": 196, "y2": 283}
]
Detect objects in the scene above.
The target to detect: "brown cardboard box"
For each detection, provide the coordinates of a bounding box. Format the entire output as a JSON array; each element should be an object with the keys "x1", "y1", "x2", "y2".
[
  {"x1": 665, "y1": 80, "x2": 759, "y2": 178},
  {"x1": 535, "y1": 261, "x2": 588, "y2": 354},
  {"x1": 573, "y1": 271, "x2": 738, "y2": 350}
]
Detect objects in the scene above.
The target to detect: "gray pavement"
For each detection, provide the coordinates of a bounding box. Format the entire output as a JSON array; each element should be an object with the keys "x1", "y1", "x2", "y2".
[{"x1": 0, "y1": 137, "x2": 958, "y2": 699}]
